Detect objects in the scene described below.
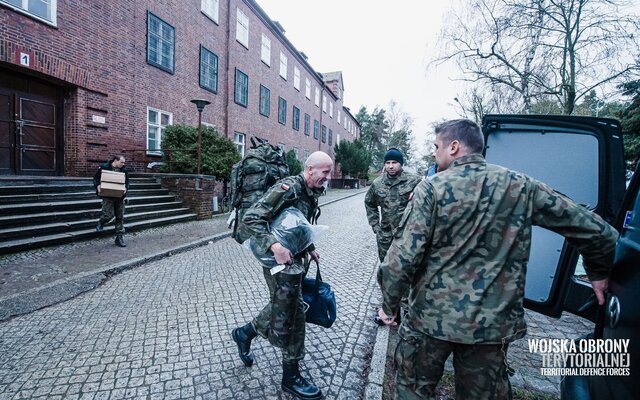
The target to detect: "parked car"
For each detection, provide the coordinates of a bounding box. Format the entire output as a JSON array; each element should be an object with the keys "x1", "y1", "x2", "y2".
[{"x1": 482, "y1": 114, "x2": 635, "y2": 400}]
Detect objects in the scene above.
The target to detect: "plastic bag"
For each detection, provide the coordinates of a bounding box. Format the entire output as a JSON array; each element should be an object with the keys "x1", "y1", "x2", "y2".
[{"x1": 243, "y1": 207, "x2": 328, "y2": 268}]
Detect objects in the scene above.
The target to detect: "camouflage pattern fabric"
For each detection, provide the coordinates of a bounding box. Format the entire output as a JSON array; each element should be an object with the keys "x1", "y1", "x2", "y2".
[
  {"x1": 394, "y1": 332, "x2": 511, "y2": 400},
  {"x1": 253, "y1": 262, "x2": 308, "y2": 361},
  {"x1": 242, "y1": 173, "x2": 324, "y2": 361},
  {"x1": 380, "y1": 153, "x2": 618, "y2": 345},
  {"x1": 364, "y1": 171, "x2": 422, "y2": 261},
  {"x1": 99, "y1": 198, "x2": 125, "y2": 234}
]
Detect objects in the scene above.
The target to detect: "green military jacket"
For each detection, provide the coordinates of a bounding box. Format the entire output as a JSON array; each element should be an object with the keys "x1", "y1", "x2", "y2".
[
  {"x1": 364, "y1": 171, "x2": 422, "y2": 233},
  {"x1": 380, "y1": 154, "x2": 618, "y2": 344},
  {"x1": 241, "y1": 174, "x2": 324, "y2": 255}
]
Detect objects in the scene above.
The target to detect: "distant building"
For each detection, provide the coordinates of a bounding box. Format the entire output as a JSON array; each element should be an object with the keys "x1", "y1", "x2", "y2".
[{"x1": 0, "y1": 0, "x2": 361, "y2": 177}]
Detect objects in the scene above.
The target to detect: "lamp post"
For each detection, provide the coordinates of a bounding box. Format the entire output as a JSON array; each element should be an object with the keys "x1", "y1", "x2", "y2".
[{"x1": 190, "y1": 99, "x2": 211, "y2": 175}]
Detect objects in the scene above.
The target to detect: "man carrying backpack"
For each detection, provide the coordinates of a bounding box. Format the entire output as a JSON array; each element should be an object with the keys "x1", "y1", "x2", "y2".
[{"x1": 231, "y1": 151, "x2": 333, "y2": 400}]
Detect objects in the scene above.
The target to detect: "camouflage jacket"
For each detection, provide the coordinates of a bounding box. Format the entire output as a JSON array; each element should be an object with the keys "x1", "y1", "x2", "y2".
[
  {"x1": 364, "y1": 171, "x2": 422, "y2": 233},
  {"x1": 379, "y1": 154, "x2": 618, "y2": 344},
  {"x1": 241, "y1": 173, "x2": 324, "y2": 255}
]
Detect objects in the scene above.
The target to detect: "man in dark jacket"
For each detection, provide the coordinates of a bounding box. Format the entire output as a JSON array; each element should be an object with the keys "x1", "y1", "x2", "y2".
[{"x1": 93, "y1": 155, "x2": 130, "y2": 247}]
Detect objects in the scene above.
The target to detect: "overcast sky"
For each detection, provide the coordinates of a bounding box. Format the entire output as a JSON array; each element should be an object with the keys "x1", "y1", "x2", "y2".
[{"x1": 257, "y1": 0, "x2": 461, "y2": 152}]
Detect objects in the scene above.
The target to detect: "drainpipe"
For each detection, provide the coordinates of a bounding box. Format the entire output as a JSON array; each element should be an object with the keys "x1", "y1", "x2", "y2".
[
  {"x1": 224, "y1": 0, "x2": 232, "y2": 139},
  {"x1": 318, "y1": 86, "x2": 324, "y2": 151}
]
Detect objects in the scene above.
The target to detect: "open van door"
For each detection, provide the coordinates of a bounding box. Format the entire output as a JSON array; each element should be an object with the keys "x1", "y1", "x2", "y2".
[{"x1": 481, "y1": 115, "x2": 626, "y2": 322}]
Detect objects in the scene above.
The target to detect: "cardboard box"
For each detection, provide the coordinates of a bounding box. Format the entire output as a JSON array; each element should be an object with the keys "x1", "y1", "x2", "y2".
[
  {"x1": 99, "y1": 181, "x2": 126, "y2": 198},
  {"x1": 101, "y1": 169, "x2": 125, "y2": 184}
]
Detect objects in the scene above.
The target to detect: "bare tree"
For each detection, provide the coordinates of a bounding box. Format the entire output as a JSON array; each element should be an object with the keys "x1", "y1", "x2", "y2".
[{"x1": 433, "y1": 0, "x2": 640, "y2": 115}]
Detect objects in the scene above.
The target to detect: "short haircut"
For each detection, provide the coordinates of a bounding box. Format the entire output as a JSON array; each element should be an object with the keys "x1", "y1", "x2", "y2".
[
  {"x1": 111, "y1": 155, "x2": 125, "y2": 163},
  {"x1": 435, "y1": 119, "x2": 484, "y2": 154}
]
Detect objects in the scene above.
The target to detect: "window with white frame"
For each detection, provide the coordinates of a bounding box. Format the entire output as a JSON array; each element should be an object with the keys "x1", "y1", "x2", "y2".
[
  {"x1": 201, "y1": 0, "x2": 219, "y2": 23},
  {"x1": 278, "y1": 143, "x2": 286, "y2": 151},
  {"x1": 259, "y1": 85, "x2": 270, "y2": 117},
  {"x1": 293, "y1": 67, "x2": 300, "y2": 90},
  {"x1": 314, "y1": 87, "x2": 320, "y2": 107},
  {"x1": 293, "y1": 147, "x2": 299, "y2": 159},
  {"x1": 147, "y1": 107, "x2": 172, "y2": 154},
  {"x1": 338, "y1": 110, "x2": 341, "y2": 124},
  {"x1": 261, "y1": 34, "x2": 271, "y2": 66},
  {"x1": 1, "y1": 0, "x2": 57, "y2": 24},
  {"x1": 329, "y1": 102, "x2": 333, "y2": 118},
  {"x1": 147, "y1": 12, "x2": 175, "y2": 73},
  {"x1": 337, "y1": 134, "x2": 341, "y2": 145},
  {"x1": 236, "y1": 8, "x2": 249, "y2": 48},
  {"x1": 304, "y1": 114, "x2": 310, "y2": 135},
  {"x1": 305, "y1": 78, "x2": 311, "y2": 99},
  {"x1": 234, "y1": 132, "x2": 246, "y2": 157},
  {"x1": 278, "y1": 97, "x2": 287, "y2": 125},
  {"x1": 199, "y1": 46, "x2": 218, "y2": 93},
  {"x1": 328, "y1": 129, "x2": 333, "y2": 145},
  {"x1": 292, "y1": 106, "x2": 300, "y2": 131},
  {"x1": 279, "y1": 52, "x2": 288, "y2": 79},
  {"x1": 322, "y1": 95, "x2": 327, "y2": 113},
  {"x1": 303, "y1": 149, "x2": 310, "y2": 161}
]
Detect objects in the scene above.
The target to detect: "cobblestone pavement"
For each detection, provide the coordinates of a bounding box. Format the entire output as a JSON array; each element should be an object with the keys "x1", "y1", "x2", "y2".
[
  {"x1": 0, "y1": 190, "x2": 597, "y2": 399},
  {"x1": 0, "y1": 192, "x2": 381, "y2": 399}
]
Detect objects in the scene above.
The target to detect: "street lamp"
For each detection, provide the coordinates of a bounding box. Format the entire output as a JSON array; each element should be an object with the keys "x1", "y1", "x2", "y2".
[{"x1": 190, "y1": 99, "x2": 211, "y2": 175}]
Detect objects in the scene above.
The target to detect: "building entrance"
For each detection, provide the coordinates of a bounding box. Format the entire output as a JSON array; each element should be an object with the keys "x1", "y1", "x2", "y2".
[{"x1": 0, "y1": 68, "x2": 64, "y2": 175}]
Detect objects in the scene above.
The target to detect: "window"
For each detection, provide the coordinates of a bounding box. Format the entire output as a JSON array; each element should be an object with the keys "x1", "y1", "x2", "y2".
[
  {"x1": 147, "y1": 107, "x2": 172, "y2": 155},
  {"x1": 201, "y1": 0, "x2": 219, "y2": 23},
  {"x1": 259, "y1": 85, "x2": 270, "y2": 117},
  {"x1": 303, "y1": 149, "x2": 310, "y2": 161},
  {"x1": 2, "y1": 0, "x2": 57, "y2": 24},
  {"x1": 338, "y1": 110, "x2": 342, "y2": 125},
  {"x1": 278, "y1": 143, "x2": 286, "y2": 151},
  {"x1": 147, "y1": 12, "x2": 175, "y2": 73},
  {"x1": 293, "y1": 147, "x2": 299, "y2": 159},
  {"x1": 234, "y1": 132, "x2": 246, "y2": 157},
  {"x1": 314, "y1": 87, "x2": 320, "y2": 107},
  {"x1": 313, "y1": 120, "x2": 319, "y2": 139},
  {"x1": 236, "y1": 8, "x2": 249, "y2": 48},
  {"x1": 235, "y1": 69, "x2": 248, "y2": 107},
  {"x1": 294, "y1": 67, "x2": 300, "y2": 90},
  {"x1": 305, "y1": 78, "x2": 311, "y2": 99},
  {"x1": 322, "y1": 95, "x2": 327, "y2": 113},
  {"x1": 329, "y1": 102, "x2": 334, "y2": 118},
  {"x1": 322, "y1": 125, "x2": 327, "y2": 143},
  {"x1": 199, "y1": 46, "x2": 218, "y2": 93},
  {"x1": 279, "y1": 52, "x2": 288, "y2": 79},
  {"x1": 328, "y1": 129, "x2": 333, "y2": 146},
  {"x1": 278, "y1": 97, "x2": 287, "y2": 124},
  {"x1": 337, "y1": 134, "x2": 341, "y2": 145},
  {"x1": 304, "y1": 114, "x2": 310, "y2": 136},
  {"x1": 292, "y1": 106, "x2": 300, "y2": 131},
  {"x1": 261, "y1": 34, "x2": 271, "y2": 66}
]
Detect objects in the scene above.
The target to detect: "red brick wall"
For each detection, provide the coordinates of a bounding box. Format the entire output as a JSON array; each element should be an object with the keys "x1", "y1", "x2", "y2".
[
  {"x1": 156, "y1": 174, "x2": 225, "y2": 219},
  {"x1": 0, "y1": 0, "x2": 360, "y2": 178}
]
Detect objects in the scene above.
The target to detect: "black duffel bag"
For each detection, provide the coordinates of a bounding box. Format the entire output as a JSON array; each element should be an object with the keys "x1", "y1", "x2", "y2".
[{"x1": 302, "y1": 260, "x2": 336, "y2": 328}]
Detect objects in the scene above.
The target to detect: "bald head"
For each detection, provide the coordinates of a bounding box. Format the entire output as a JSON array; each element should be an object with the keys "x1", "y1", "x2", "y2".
[{"x1": 304, "y1": 151, "x2": 334, "y2": 189}]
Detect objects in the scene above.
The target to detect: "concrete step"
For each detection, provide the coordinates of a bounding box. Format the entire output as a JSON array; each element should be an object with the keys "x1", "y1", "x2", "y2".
[
  {"x1": 0, "y1": 201, "x2": 185, "y2": 228},
  {"x1": 0, "y1": 188, "x2": 169, "y2": 204},
  {"x1": 0, "y1": 213, "x2": 198, "y2": 254},
  {"x1": 0, "y1": 208, "x2": 194, "y2": 241}
]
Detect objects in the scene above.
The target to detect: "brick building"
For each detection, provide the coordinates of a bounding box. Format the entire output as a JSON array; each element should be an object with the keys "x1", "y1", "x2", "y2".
[{"x1": 0, "y1": 0, "x2": 361, "y2": 177}]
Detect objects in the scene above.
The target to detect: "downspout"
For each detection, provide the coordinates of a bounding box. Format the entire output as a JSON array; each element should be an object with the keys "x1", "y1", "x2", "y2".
[
  {"x1": 318, "y1": 86, "x2": 324, "y2": 150},
  {"x1": 224, "y1": 0, "x2": 232, "y2": 139}
]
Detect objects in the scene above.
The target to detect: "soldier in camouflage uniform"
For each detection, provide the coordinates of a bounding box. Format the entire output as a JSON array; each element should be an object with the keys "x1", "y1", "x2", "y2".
[
  {"x1": 377, "y1": 119, "x2": 618, "y2": 400},
  {"x1": 231, "y1": 151, "x2": 333, "y2": 400},
  {"x1": 365, "y1": 148, "x2": 422, "y2": 262}
]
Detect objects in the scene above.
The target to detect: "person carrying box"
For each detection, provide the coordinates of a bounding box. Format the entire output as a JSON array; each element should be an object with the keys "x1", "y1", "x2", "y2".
[{"x1": 93, "y1": 155, "x2": 129, "y2": 247}]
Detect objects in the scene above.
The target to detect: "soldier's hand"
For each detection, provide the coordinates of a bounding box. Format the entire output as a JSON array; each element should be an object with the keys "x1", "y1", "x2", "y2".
[
  {"x1": 377, "y1": 307, "x2": 397, "y2": 326},
  {"x1": 270, "y1": 242, "x2": 292, "y2": 265},
  {"x1": 309, "y1": 250, "x2": 320, "y2": 262},
  {"x1": 591, "y1": 278, "x2": 608, "y2": 305},
  {"x1": 97, "y1": 185, "x2": 101, "y2": 194}
]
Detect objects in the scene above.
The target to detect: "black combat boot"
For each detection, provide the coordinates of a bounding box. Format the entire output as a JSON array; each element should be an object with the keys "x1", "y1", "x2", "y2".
[
  {"x1": 281, "y1": 361, "x2": 322, "y2": 399},
  {"x1": 232, "y1": 323, "x2": 257, "y2": 367},
  {"x1": 115, "y1": 234, "x2": 127, "y2": 247},
  {"x1": 96, "y1": 222, "x2": 104, "y2": 232}
]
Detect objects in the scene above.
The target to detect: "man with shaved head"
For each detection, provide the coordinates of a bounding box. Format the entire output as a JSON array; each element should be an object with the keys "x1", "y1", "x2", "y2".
[{"x1": 232, "y1": 151, "x2": 333, "y2": 400}]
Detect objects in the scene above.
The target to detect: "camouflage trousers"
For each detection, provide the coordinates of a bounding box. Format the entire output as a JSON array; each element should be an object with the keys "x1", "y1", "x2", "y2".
[
  {"x1": 252, "y1": 261, "x2": 308, "y2": 362},
  {"x1": 394, "y1": 332, "x2": 512, "y2": 400},
  {"x1": 99, "y1": 198, "x2": 125, "y2": 234},
  {"x1": 376, "y1": 228, "x2": 394, "y2": 262}
]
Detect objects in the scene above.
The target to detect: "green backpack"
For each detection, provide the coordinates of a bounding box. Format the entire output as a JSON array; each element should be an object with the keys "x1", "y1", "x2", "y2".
[{"x1": 230, "y1": 137, "x2": 289, "y2": 244}]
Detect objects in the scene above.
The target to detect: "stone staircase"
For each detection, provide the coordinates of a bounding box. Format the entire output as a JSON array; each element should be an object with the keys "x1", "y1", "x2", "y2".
[{"x1": 0, "y1": 176, "x2": 197, "y2": 254}]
